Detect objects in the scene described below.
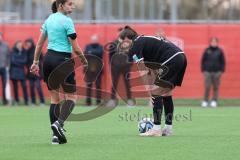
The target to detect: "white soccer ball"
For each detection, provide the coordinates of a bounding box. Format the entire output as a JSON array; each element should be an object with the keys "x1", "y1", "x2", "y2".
[{"x1": 138, "y1": 118, "x2": 154, "y2": 133}]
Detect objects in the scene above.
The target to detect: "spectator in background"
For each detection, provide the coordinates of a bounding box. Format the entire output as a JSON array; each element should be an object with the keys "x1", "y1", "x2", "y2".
[
  {"x1": 84, "y1": 35, "x2": 104, "y2": 106},
  {"x1": 201, "y1": 37, "x2": 226, "y2": 108},
  {"x1": 25, "y1": 38, "x2": 45, "y2": 106},
  {"x1": 0, "y1": 32, "x2": 10, "y2": 105},
  {"x1": 10, "y1": 41, "x2": 28, "y2": 105},
  {"x1": 107, "y1": 28, "x2": 135, "y2": 107}
]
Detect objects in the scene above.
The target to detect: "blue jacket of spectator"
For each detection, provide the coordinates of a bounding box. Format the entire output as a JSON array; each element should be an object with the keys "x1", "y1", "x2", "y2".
[
  {"x1": 10, "y1": 47, "x2": 27, "y2": 80},
  {"x1": 84, "y1": 43, "x2": 104, "y2": 77},
  {"x1": 85, "y1": 43, "x2": 104, "y2": 59}
]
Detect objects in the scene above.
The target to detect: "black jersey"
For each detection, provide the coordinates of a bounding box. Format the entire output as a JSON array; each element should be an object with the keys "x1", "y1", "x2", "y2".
[{"x1": 129, "y1": 36, "x2": 183, "y2": 69}]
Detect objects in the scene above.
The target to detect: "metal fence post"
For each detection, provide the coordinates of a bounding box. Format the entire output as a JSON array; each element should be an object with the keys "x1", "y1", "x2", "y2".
[
  {"x1": 129, "y1": 0, "x2": 135, "y2": 20},
  {"x1": 95, "y1": 0, "x2": 102, "y2": 20},
  {"x1": 5, "y1": 0, "x2": 12, "y2": 12},
  {"x1": 149, "y1": 0, "x2": 155, "y2": 20},
  {"x1": 158, "y1": 0, "x2": 164, "y2": 19},
  {"x1": 107, "y1": 0, "x2": 112, "y2": 20},
  {"x1": 171, "y1": 0, "x2": 178, "y2": 23},
  {"x1": 83, "y1": 0, "x2": 92, "y2": 20},
  {"x1": 140, "y1": 0, "x2": 145, "y2": 20},
  {"x1": 118, "y1": 0, "x2": 124, "y2": 20},
  {"x1": 23, "y1": 0, "x2": 32, "y2": 20}
]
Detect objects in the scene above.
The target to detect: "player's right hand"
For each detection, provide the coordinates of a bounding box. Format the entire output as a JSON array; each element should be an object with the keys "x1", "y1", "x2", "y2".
[{"x1": 30, "y1": 64, "x2": 40, "y2": 76}]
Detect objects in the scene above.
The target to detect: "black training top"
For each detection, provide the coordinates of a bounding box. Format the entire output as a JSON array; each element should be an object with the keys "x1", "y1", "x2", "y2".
[{"x1": 129, "y1": 36, "x2": 183, "y2": 69}]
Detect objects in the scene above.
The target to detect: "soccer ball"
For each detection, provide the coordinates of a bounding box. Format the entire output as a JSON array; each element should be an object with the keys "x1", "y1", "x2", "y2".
[{"x1": 138, "y1": 118, "x2": 154, "y2": 133}]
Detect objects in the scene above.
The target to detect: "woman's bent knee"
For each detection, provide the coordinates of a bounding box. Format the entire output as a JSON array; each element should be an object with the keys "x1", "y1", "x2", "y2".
[{"x1": 65, "y1": 93, "x2": 77, "y2": 103}]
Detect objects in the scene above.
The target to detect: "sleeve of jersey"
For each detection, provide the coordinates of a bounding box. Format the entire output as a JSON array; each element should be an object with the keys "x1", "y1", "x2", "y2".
[
  {"x1": 64, "y1": 18, "x2": 77, "y2": 40},
  {"x1": 40, "y1": 20, "x2": 47, "y2": 34},
  {"x1": 130, "y1": 41, "x2": 144, "y2": 63}
]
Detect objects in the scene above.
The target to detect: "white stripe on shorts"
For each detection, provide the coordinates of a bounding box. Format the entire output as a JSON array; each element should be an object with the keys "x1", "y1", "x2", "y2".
[{"x1": 162, "y1": 52, "x2": 184, "y2": 66}]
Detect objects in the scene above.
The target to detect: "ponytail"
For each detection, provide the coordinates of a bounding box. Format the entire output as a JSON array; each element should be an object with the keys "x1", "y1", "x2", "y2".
[{"x1": 51, "y1": 1, "x2": 57, "y2": 13}]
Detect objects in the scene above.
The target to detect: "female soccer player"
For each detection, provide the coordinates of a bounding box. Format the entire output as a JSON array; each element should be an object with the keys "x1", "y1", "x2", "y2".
[
  {"x1": 30, "y1": 0, "x2": 88, "y2": 144},
  {"x1": 118, "y1": 26, "x2": 187, "y2": 137}
]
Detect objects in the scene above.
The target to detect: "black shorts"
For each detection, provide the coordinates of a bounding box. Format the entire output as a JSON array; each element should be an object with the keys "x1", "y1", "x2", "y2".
[
  {"x1": 43, "y1": 50, "x2": 76, "y2": 93},
  {"x1": 153, "y1": 53, "x2": 187, "y2": 88}
]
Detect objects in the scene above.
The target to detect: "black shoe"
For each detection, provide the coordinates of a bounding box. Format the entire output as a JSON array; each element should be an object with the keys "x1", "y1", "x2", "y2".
[
  {"x1": 52, "y1": 135, "x2": 60, "y2": 145},
  {"x1": 51, "y1": 121, "x2": 67, "y2": 144}
]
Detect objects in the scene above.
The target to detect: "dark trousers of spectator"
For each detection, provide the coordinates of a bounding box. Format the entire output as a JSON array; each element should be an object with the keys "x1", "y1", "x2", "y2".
[
  {"x1": 86, "y1": 75, "x2": 102, "y2": 105},
  {"x1": 0, "y1": 68, "x2": 7, "y2": 105},
  {"x1": 29, "y1": 79, "x2": 45, "y2": 104},
  {"x1": 11, "y1": 79, "x2": 28, "y2": 105},
  {"x1": 204, "y1": 72, "x2": 222, "y2": 101},
  {"x1": 111, "y1": 66, "x2": 132, "y2": 100}
]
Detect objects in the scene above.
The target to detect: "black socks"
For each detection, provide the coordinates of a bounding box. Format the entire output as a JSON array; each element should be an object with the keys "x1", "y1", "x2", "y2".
[
  {"x1": 152, "y1": 95, "x2": 163, "y2": 125},
  {"x1": 163, "y1": 96, "x2": 174, "y2": 125},
  {"x1": 58, "y1": 100, "x2": 75, "y2": 125},
  {"x1": 49, "y1": 103, "x2": 60, "y2": 125},
  {"x1": 152, "y1": 95, "x2": 174, "y2": 125}
]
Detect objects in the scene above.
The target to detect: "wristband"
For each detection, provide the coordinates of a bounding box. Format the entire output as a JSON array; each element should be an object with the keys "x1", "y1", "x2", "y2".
[
  {"x1": 33, "y1": 60, "x2": 39, "y2": 65},
  {"x1": 133, "y1": 54, "x2": 144, "y2": 63}
]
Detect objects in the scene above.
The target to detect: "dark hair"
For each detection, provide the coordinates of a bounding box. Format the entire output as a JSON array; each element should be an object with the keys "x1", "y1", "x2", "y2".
[
  {"x1": 13, "y1": 40, "x2": 22, "y2": 52},
  {"x1": 119, "y1": 26, "x2": 138, "y2": 40},
  {"x1": 25, "y1": 38, "x2": 36, "y2": 50},
  {"x1": 51, "y1": 0, "x2": 68, "y2": 13},
  {"x1": 51, "y1": 1, "x2": 57, "y2": 13}
]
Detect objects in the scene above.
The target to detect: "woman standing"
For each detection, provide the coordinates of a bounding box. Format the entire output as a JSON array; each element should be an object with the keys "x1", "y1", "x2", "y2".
[
  {"x1": 25, "y1": 38, "x2": 45, "y2": 106},
  {"x1": 30, "y1": 0, "x2": 88, "y2": 145},
  {"x1": 10, "y1": 41, "x2": 28, "y2": 106}
]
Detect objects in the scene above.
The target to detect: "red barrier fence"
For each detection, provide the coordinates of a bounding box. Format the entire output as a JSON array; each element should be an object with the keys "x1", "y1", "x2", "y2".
[{"x1": 0, "y1": 24, "x2": 240, "y2": 99}]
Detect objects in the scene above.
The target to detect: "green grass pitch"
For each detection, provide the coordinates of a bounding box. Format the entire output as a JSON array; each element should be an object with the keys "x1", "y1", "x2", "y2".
[{"x1": 0, "y1": 103, "x2": 239, "y2": 160}]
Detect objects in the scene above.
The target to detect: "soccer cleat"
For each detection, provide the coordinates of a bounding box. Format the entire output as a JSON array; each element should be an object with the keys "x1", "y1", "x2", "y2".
[
  {"x1": 52, "y1": 135, "x2": 60, "y2": 145},
  {"x1": 140, "y1": 129, "x2": 162, "y2": 137},
  {"x1": 162, "y1": 126, "x2": 173, "y2": 136},
  {"x1": 201, "y1": 101, "x2": 208, "y2": 108},
  {"x1": 210, "y1": 101, "x2": 217, "y2": 108},
  {"x1": 51, "y1": 121, "x2": 67, "y2": 144}
]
